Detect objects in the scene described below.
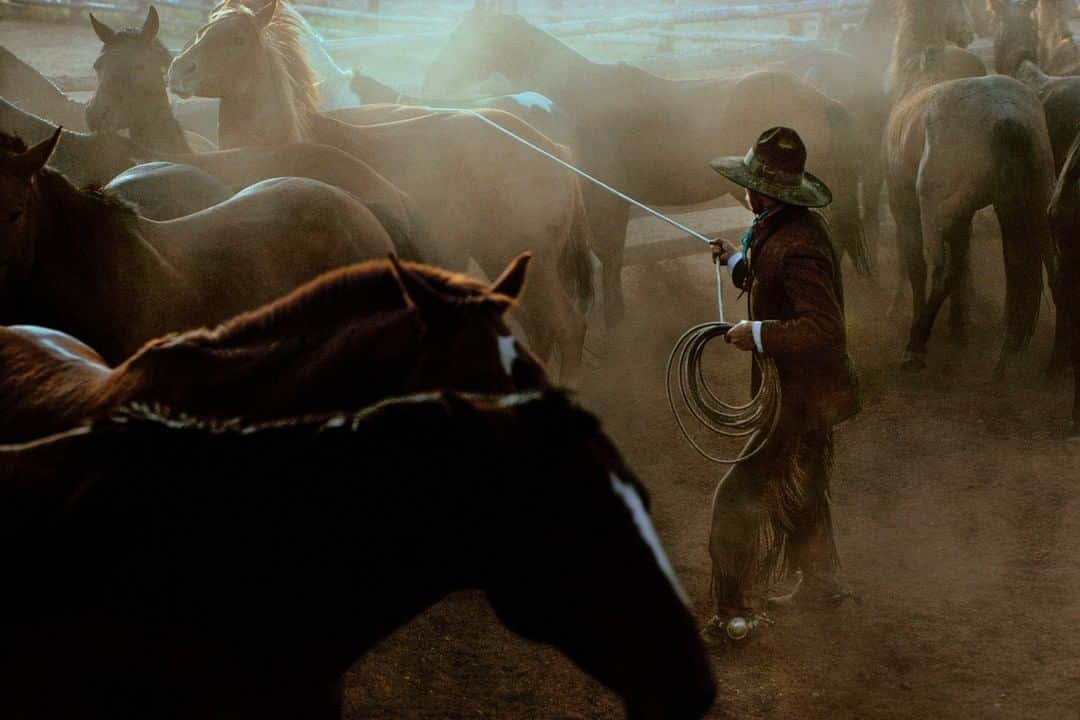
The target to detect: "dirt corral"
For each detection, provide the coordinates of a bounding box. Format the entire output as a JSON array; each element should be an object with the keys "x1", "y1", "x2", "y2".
[{"x1": 2, "y1": 14, "x2": 1078, "y2": 720}]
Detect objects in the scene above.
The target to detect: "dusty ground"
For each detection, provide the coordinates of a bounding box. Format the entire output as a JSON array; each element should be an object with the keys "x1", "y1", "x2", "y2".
[{"x1": 2, "y1": 14, "x2": 1079, "y2": 720}]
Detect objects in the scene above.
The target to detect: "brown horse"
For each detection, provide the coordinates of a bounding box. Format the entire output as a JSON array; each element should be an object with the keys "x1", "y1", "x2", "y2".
[
  {"x1": 85, "y1": 8, "x2": 207, "y2": 154},
  {"x1": 795, "y1": 1, "x2": 980, "y2": 266},
  {"x1": 167, "y1": 0, "x2": 594, "y2": 380},
  {"x1": 1035, "y1": 0, "x2": 1080, "y2": 74},
  {"x1": 0, "y1": 254, "x2": 545, "y2": 443},
  {"x1": 0, "y1": 129, "x2": 406, "y2": 364},
  {"x1": 419, "y1": 5, "x2": 869, "y2": 326},
  {"x1": 0, "y1": 96, "x2": 143, "y2": 187},
  {"x1": 0, "y1": 390, "x2": 714, "y2": 720},
  {"x1": 886, "y1": 0, "x2": 1054, "y2": 374},
  {"x1": 1047, "y1": 129, "x2": 1080, "y2": 437},
  {"x1": 0, "y1": 45, "x2": 88, "y2": 131},
  {"x1": 991, "y1": 0, "x2": 1080, "y2": 172}
]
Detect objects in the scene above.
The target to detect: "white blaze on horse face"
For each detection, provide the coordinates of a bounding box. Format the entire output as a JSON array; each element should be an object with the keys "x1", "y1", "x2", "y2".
[
  {"x1": 609, "y1": 473, "x2": 691, "y2": 607},
  {"x1": 497, "y1": 334, "x2": 518, "y2": 378}
]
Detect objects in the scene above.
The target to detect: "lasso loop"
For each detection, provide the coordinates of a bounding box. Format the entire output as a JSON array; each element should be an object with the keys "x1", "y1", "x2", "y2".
[{"x1": 666, "y1": 322, "x2": 782, "y2": 465}]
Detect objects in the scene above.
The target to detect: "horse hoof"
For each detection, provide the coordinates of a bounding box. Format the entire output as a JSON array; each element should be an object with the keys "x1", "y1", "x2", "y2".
[{"x1": 901, "y1": 352, "x2": 927, "y2": 372}]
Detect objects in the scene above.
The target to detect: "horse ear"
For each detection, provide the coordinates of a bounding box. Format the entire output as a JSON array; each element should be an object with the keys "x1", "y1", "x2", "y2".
[
  {"x1": 386, "y1": 253, "x2": 449, "y2": 317},
  {"x1": 489, "y1": 252, "x2": 531, "y2": 303},
  {"x1": 89, "y1": 13, "x2": 118, "y2": 45},
  {"x1": 11, "y1": 127, "x2": 62, "y2": 179},
  {"x1": 141, "y1": 6, "x2": 160, "y2": 41},
  {"x1": 253, "y1": 0, "x2": 277, "y2": 29}
]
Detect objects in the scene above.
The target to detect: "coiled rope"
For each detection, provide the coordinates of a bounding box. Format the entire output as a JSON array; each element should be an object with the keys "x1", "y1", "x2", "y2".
[{"x1": 454, "y1": 108, "x2": 783, "y2": 462}]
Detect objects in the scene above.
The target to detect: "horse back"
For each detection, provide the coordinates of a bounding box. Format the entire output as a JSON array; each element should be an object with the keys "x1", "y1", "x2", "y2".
[
  {"x1": 142, "y1": 177, "x2": 395, "y2": 325},
  {"x1": 0, "y1": 326, "x2": 111, "y2": 442}
]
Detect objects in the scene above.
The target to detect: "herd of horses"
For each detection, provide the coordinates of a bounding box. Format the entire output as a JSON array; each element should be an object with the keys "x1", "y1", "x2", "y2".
[{"x1": 0, "y1": 0, "x2": 1079, "y2": 717}]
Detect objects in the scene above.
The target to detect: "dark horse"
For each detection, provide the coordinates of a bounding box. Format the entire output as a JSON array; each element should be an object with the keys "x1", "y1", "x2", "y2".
[
  {"x1": 886, "y1": 0, "x2": 1054, "y2": 374},
  {"x1": 420, "y1": 4, "x2": 869, "y2": 327},
  {"x1": 1047, "y1": 131, "x2": 1080, "y2": 437},
  {"x1": 0, "y1": 391, "x2": 716, "y2": 719},
  {"x1": 0, "y1": 96, "x2": 143, "y2": 187},
  {"x1": 0, "y1": 254, "x2": 543, "y2": 442},
  {"x1": 167, "y1": 0, "x2": 595, "y2": 380},
  {"x1": 78, "y1": 9, "x2": 429, "y2": 243},
  {"x1": 0, "y1": 129, "x2": 403, "y2": 363},
  {"x1": 85, "y1": 7, "x2": 212, "y2": 154}
]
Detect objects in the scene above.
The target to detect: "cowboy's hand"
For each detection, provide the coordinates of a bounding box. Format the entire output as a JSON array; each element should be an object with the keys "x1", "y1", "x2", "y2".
[
  {"x1": 711, "y1": 239, "x2": 739, "y2": 265},
  {"x1": 725, "y1": 321, "x2": 756, "y2": 352}
]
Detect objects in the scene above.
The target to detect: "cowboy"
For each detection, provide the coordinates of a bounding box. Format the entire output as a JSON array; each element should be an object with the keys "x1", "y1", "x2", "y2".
[{"x1": 704, "y1": 126, "x2": 861, "y2": 638}]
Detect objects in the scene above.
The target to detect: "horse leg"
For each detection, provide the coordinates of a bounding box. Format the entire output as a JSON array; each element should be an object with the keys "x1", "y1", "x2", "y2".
[
  {"x1": 886, "y1": 180, "x2": 925, "y2": 323},
  {"x1": 994, "y1": 201, "x2": 1046, "y2": 379},
  {"x1": 582, "y1": 184, "x2": 631, "y2": 330},
  {"x1": 828, "y1": 162, "x2": 871, "y2": 275},
  {"x1": 904, "y1": 209, "x2": 973, "y2": 371},
  {"x1": 947, "y1": 244, "x2": 973, "y2": 348},
  {"x1": 524, "y1": 258, "x2": 587, "y2": 385}
]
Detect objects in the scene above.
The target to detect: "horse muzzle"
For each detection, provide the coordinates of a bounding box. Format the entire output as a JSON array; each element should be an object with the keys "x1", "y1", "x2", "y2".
[{"x1": 166, "y1": 58, "x2": 198, "y2": 99}]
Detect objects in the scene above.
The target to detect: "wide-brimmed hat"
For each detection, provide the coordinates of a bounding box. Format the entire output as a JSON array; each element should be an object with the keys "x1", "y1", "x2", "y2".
[{"x1": 709, "y1": 126, "x2": 832, "y2": 208}]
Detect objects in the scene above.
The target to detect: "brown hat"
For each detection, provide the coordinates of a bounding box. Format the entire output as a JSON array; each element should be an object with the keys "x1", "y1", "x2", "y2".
[{"x1": 709, "y1": 126, "x2": 832, "y2": 208}]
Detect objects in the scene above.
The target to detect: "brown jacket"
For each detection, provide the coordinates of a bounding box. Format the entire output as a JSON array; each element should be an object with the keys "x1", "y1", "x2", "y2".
[{"x1": 733, "y1": 205, "x2": 860, "y2": 432}]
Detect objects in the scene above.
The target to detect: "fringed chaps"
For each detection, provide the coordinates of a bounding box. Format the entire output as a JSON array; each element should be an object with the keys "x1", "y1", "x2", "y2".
[{"x1": 708, "y1": 428, "x2": 838, "y2": 612}]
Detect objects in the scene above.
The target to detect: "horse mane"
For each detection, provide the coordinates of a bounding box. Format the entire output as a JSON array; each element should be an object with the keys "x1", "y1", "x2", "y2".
[
  {"x1": 105, "y1": 388, "x2": 579, "y2": 445},
  {"x1": 139, "y1": 259, "x2": 501, "y2": 355},
  {"x1": 210, "y1": 1, "x2": 319, "y2": 140}
]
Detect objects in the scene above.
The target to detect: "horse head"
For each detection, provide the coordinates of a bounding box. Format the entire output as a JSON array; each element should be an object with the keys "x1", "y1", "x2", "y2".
[
  {"x1": 989, "y1": 0, "x2": 1040, "y2": 75},
  {"x1": 125, "y1": 254, "x2": 549, "y2": 416},
  {"x1": 0, "y1": 129, "x2": 60, "y2": 298},
  {"x1": 946, "y1": 0, "x2": 978, "y2": 48},
  {"x1": 85, "y1": 7, "x2": 172, "y2": 133},
  {"x1": 422, "y1": 7, "x2": 530, "y2": 97},
  {"x1": 168, "y1": 0, "x2": 277, "y2": 99},
  {"x1": 453, "y1": 391, "x2": 715, "y2": 719}
]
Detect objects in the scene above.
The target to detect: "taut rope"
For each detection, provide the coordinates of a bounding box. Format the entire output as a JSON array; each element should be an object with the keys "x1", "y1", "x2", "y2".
[{"x1": 453, "y1": 108, "x2": 782, "y2": 463}]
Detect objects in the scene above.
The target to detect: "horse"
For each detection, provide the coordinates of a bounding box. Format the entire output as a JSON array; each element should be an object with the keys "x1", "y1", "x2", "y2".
[
  {"x1": 86, "y1": 8, "x2": 215, "y2": 153},
  {"x1": 886, "y1": 0, "x2": 1055, "y2": 375},
  {"x1": 1047, "y1": 130, "x2": 1080, "y2": 437},
  {"x1": 1035, "y1": 0, "x2": 1080, "y2": 74},
  {"x1": 102, "y1": 161, "x2": 232, "y2": 219},
  {"x1": 0, "y1": 129, "x2": 407, "y2": 364},
  {"x1": 991, "y1": 0, "x2": 1080, "y2": 173},
  {"x1": 0, "y1": 254, "x2": 545, "y2": 442},
  {"x1": 420, "y1": 4, "x2": 870, "y2": 327},
  {"x1": 0, "y1": 96, "x2": 144, "y2": 187},
  {"x1": 0, "y1": 390, "x2": 716, "y2": 720},
  {"x1": 0, "y1": 45, "x2": 88, "y2": 131},
  {"x1": 168, "y1": 0, "x2": 594, "y2": 380},
  {"x1": 349, "y1": 70, "x2": 579, "y2": 146},
  {"x1": 792, "y1": 2, "x2": 980, "y2": 267}
]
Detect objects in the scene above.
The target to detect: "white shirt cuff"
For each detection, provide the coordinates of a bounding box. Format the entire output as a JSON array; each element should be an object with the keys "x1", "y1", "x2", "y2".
[
  {"x1": 726, "y1": 251, "x2": 744, "y2": 275},
  {"x1": 751, "y1": 321, "x2": 764, "y2": 354}
]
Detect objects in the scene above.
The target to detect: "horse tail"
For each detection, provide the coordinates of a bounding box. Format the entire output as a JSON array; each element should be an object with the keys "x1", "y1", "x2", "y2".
[
  {"x1": 825, "y1": 100, "x2": 873, "y2": 276},
  {"x1": 559, "y1": 163, "x2": 596, "y2": 315},
  {"x1": 992, "y1": 116, "x2": 1045, "y2": 352}
]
